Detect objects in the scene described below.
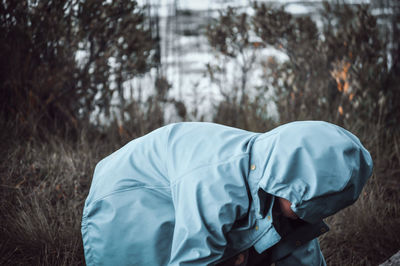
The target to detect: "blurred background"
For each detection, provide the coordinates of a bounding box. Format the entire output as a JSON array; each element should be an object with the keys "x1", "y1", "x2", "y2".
[{"x1": 0, "y1": 0, "x2": 399, "y2": 265}]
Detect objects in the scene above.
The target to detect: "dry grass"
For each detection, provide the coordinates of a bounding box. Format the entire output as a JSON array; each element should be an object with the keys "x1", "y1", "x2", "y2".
[
  {"x1": 0, "y1": 121, "x2": 120, "y2": 265},
  {"x1": 0, "y1": 119, "x2": 399, "y2": 265},
  {"x1": 320, "y1": 175, "x2": 400, "y2": 265}
]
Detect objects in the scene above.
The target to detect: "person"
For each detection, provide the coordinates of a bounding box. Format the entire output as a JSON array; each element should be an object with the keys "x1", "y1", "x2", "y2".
[{"x1": 81, "y1": 121, "x2": 373, "y2": 265}]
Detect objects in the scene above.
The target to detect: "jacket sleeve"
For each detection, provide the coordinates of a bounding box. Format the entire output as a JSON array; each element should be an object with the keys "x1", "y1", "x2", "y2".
[
  {"x1": 275, "y1": 238, "x2": 326, "y2": 266},
  {"x1": 168, "y1": 165, "x2": 250, "y2": 266}
]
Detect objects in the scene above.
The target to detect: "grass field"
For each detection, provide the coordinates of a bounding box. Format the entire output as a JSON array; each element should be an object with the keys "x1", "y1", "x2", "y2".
[{"x1": 0, "y1": 120, "x2": 399, "y2": 265}]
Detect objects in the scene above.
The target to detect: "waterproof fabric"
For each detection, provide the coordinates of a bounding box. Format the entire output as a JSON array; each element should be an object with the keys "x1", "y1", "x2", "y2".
[{"x1": 81, "y1": 121, "x2": 373, "y2": 265}]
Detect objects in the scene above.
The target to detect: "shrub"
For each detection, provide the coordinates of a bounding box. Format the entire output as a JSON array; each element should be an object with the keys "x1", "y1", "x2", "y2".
[{"x1": 0, "y1": 0, "x2": 156, "y2": 134}]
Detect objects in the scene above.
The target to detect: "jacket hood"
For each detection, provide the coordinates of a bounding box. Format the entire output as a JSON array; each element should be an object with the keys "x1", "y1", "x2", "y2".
[{"x1": 253, "y1": 121, "x2": 373, "y2": 223}]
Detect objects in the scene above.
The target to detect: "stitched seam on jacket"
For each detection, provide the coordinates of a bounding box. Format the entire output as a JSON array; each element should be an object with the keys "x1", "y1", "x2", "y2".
[
  {"x1": 248, "y1": 131, "x2": 279, "y2": 189},
  {"x1": 87, "y1": 185, "x2": 171, "y2": 207}
]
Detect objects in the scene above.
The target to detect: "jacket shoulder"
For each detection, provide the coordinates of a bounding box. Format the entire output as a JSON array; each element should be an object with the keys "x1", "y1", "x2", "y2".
[{"x1": 166, "y1": 122, "x2": 257, "y2": 180}]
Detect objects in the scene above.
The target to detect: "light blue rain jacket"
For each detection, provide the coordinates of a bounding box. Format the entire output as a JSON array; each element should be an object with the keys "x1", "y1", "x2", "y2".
[{"x1": 81, "y1": 121, "x2": 373, "y2": 265}]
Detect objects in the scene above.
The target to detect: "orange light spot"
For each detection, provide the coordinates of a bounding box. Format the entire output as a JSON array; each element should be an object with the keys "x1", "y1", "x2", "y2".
[
  {"x1": 338, "y1": 106, "x2": 343, "y2": 115},
  {"x1": 349, "y1": 93, "x2": 354, "y2": 101},
  {"x1": 343, "y1": 82, "x2": 349, "y2": 93},
  {"x1": 337, "y1": 82, "x2": 343, "y2": 92},
  {"x1": 253, "y1": 42, "x2": 262, "y2": 48},
  {"x1": 343, "y1": 62, "x2": 351, "y2": 74},
  {"x1": 331, "y1": 60, "x2": 352, "y2": 94}
]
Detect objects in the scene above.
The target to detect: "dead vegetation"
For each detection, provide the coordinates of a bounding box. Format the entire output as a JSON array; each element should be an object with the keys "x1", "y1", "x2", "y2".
[{"x1": 0, "y1": 1, "x2": 399, "y2": 265}]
